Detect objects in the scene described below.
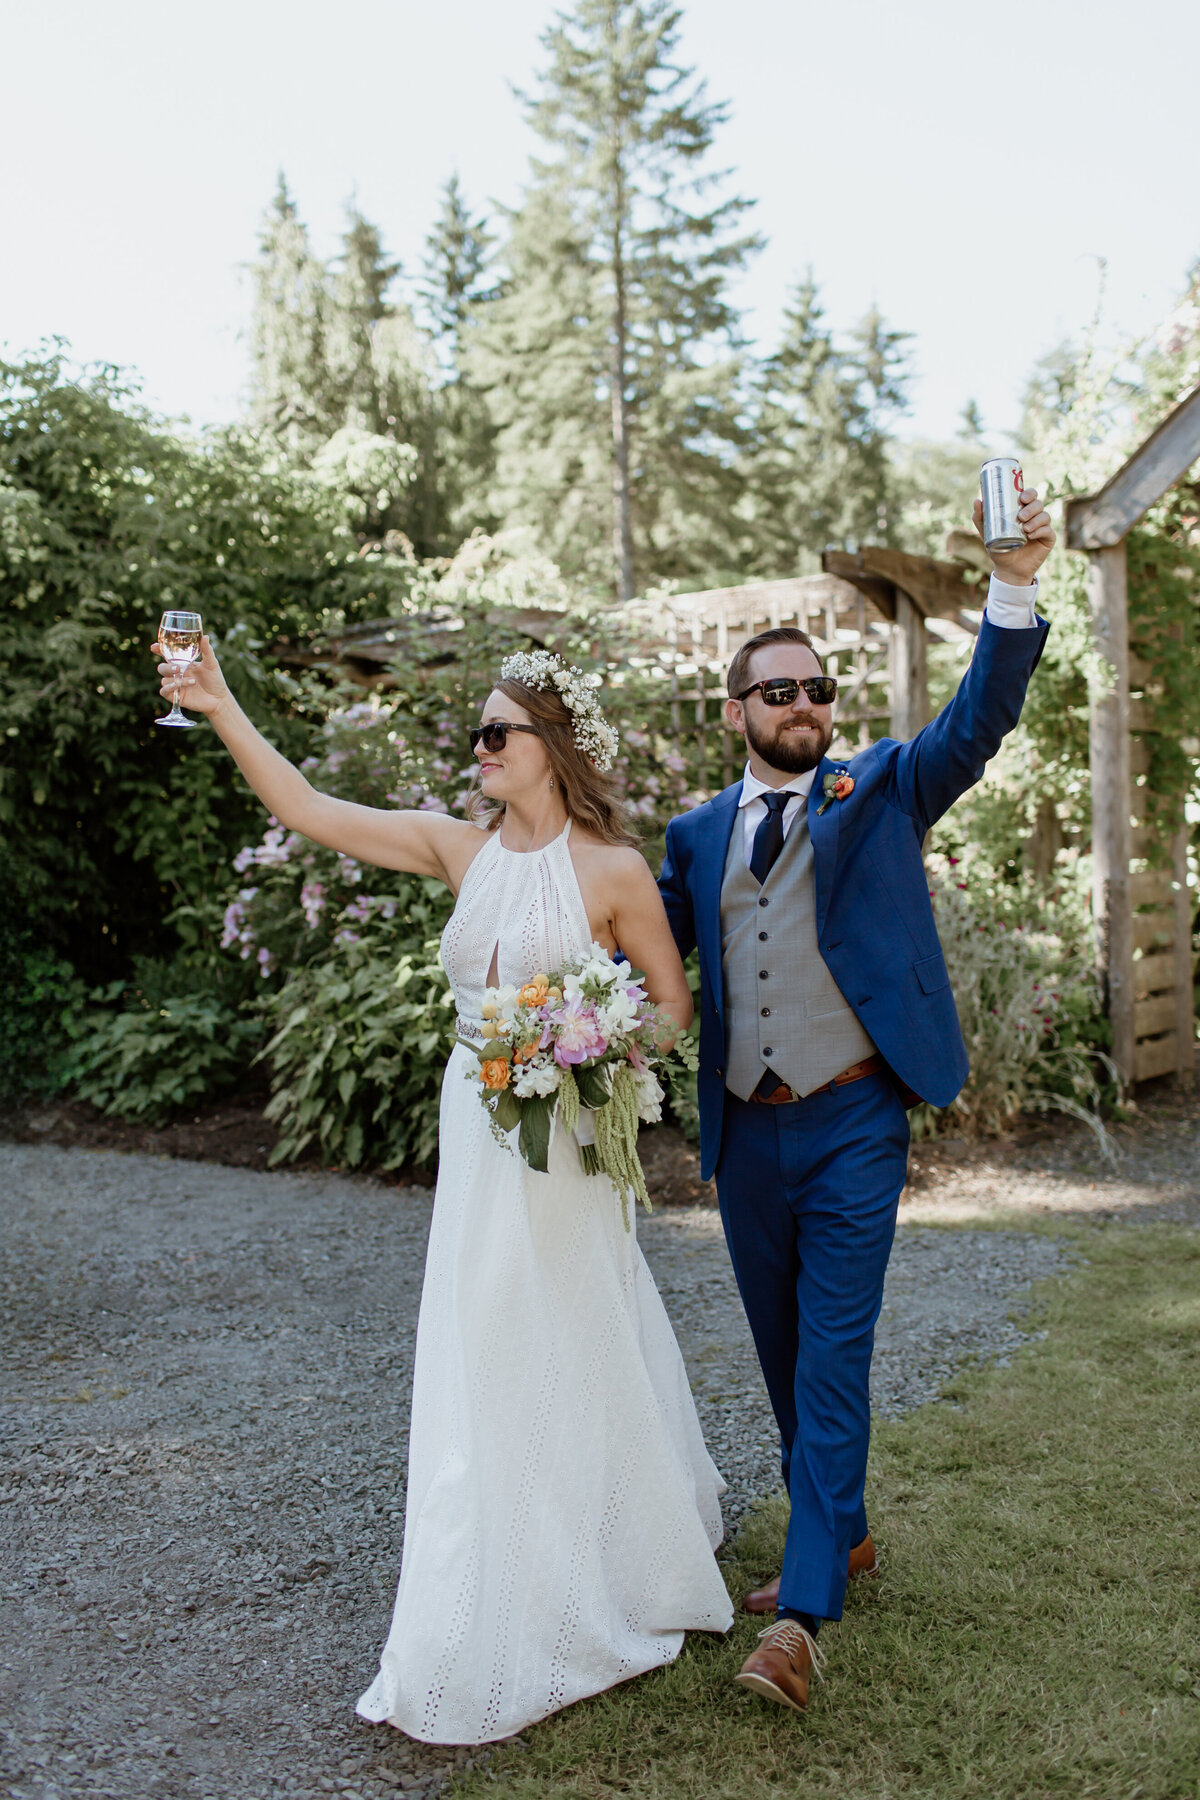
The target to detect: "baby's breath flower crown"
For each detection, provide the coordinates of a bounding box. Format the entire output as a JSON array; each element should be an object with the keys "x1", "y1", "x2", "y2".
[{"x1": 499, "y1": 650, "x2": 620, "y2": 773}]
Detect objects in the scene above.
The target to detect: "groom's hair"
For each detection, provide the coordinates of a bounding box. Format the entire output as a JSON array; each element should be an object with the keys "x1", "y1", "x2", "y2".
[{"x1": 726, "y1": 626, "x2": 824, "y2": 698}]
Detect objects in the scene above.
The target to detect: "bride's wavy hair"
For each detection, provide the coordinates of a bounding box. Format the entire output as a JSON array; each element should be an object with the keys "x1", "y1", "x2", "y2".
[{"x1": 466, "y1": 677, "x2": 638, "y2": 848}]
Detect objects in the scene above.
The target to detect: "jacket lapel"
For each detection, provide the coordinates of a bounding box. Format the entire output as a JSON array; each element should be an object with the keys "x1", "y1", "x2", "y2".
[
  {"x1": 808, "y1": 756, "x2": 841, "y2": 939},
  {"x1": 695, "y1": 784, "x2": 741, "y2": 1015}
]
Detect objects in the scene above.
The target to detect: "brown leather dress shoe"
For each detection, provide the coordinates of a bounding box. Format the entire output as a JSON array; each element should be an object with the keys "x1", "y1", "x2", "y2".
[
  {"x1": 741, "y1": 1532, "x2": 880, "y2": 1614},
  {"x1": 734, "y1": 1619, "x2": 826, "y2": 1713}
]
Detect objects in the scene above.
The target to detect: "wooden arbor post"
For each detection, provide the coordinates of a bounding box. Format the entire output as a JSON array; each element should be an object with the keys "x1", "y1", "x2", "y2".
[
  {"x1": 1066, "y1": 382, "x2": 1200, "y2": 1091},
  {"x1": 889, "y1": 589, "x2": 930, "y2": 741},
  {"x1": 1080, "y1": 544, "x2": 1136, "y2": 1082}
]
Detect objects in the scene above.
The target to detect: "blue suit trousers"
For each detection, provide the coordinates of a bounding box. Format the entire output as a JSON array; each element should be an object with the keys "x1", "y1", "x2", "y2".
[{"x1": 715, "y1": 1070, "x2": 910, "y2": 1621}]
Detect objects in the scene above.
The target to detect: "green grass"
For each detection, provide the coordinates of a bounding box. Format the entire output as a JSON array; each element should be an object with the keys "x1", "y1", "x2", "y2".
[{"x1": 447, "y1": 1222, "x2": 1200, "y2": 1800}]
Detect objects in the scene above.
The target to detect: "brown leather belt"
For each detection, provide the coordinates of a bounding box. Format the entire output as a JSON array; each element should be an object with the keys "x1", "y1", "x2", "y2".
[{"x1": 750, "y1": 1053, "x2": 886, "y2": 1105}]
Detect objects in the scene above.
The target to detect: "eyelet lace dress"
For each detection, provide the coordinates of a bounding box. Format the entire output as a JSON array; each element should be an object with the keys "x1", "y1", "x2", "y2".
[{"x1": 356, "y1": 821, "x2": 732, "y2": 1745}]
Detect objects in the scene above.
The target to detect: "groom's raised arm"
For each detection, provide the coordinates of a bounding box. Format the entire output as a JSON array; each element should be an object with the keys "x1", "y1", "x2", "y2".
[
  {"x1": 887, "y1": 483, "x2": 1056, "y2": 829},
  {"x1": 657, "y1": 816, "x2": 698, "y2": 961},
  {"x1": 887, "y1": 584, "x2": 1049, "y2": 831}
]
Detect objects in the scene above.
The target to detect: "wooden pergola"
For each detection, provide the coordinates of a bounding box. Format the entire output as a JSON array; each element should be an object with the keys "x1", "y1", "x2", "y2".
[{"x1": 1066, "y1": 382, "x2": 1200, "y2": 1089}]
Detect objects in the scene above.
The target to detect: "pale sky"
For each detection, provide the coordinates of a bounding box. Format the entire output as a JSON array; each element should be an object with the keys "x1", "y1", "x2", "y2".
[{"x1": 2, "y1": 0, "x2": 1197, "y2": 446}]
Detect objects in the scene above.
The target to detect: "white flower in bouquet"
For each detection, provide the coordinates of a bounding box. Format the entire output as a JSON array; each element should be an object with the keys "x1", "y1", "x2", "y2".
[
  {"x1": 562, "y1": 944, "x2": 631, "y2": 999},
  {"x1": 480, "y1": 983, "x2": 519, "y2": 1036},
  {"x1": 513, "y1": 1057, "x2": 564, "y2": 1099},
  {"x1": 632, "y1": 1065, "x2": 665, "y2": 1124},
  {"x1": 480, "y1": 982, "x2": 518, "y2": 1017},
  {"x1": 597, "y1": 987, "x2": 641, "y2": 1038}
]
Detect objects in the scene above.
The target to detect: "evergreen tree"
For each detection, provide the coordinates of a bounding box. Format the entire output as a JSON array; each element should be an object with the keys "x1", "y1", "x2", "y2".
[
  {"x1": 249, "y1": 175, "x2": 330, "y2": 448},
  {"x1": 418, "y1": 176, "x2": 499, "y2": 546},
  {"x1": 473, "y1": 0, "x2": 759, "y2": 598},
  {"x1": 325, "y1": 207, "x2": 401, "y2": 429},
  {"x1": 420, "y1": 174, "x2": 495, "y2": 370},
  {"x1": 746, "y1": 273, "x2": 911, "y2": 568},
  {"x1": 248, "y1": 187, "x2": 449, "y2": 555},
  {"x1": 958, "y1": 398, "x2": 986, "y2": 440}
]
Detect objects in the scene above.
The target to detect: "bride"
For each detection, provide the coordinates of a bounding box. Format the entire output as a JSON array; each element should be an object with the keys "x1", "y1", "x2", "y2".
[{"x1": 155, "y1": 634, "x2": 734, "y2": 1743}]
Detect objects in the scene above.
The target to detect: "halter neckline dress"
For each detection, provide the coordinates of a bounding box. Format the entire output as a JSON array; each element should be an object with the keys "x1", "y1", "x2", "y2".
[{"x1": 356, "y1": 820, "x2": 732, "y2": 1745}]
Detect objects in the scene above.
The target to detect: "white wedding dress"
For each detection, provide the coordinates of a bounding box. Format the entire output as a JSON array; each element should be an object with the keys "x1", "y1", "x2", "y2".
[{"x1": 356, "y1": 820, "x2": 732, "y2": 1745}]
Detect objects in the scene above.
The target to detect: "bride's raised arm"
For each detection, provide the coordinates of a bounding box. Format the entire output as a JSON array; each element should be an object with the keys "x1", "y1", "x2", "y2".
[
  {"x1": 607, "y1": 848, "x2": 694, "y2": 1035},
  {"x1": 153, "y1": 633, "x2": 477, "y2": 885}
]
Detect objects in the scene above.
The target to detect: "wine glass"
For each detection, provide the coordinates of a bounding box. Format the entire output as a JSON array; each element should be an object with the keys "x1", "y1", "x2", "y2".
[{"x1": 156, "y1": 610, "x2": 203, "y2": 729}]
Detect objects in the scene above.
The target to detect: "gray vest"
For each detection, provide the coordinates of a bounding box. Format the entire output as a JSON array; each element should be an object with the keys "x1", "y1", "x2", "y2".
[{"x1": 720, "y1": 803, "x2": 876, "y2": 1100}]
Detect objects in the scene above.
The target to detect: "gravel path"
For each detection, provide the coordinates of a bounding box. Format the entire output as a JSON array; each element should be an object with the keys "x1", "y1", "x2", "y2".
[{"x1": 1, "y1": 1143, "x2": 1069, "y2": 1800}]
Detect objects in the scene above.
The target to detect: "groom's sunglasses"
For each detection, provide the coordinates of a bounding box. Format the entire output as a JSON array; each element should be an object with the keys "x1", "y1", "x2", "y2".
[
  {"x1": 468, "y1": 722, "x2": 541, "y2": 754},
  {"x1": 736, "y1": 675, "x2": 838, "y2": 707}
]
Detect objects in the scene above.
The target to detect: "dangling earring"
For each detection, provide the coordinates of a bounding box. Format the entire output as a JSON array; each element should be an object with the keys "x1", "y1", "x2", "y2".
[{"x1": 548, "y1": 774, "x2": 555, "y2": 791}]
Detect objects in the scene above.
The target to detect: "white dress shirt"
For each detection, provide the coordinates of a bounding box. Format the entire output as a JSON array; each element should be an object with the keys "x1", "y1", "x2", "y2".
[{"x1": 737, "y1": 573, "x2": 1039, "y2": 866}]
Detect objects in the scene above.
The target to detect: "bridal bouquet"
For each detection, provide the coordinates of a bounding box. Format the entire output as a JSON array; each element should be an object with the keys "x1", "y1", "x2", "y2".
[{"x1": 457, "y1": 944, "x2": 698, "y2": 1228}]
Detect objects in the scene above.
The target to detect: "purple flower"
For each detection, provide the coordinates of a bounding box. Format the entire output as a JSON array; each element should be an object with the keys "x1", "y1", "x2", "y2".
[
  {"x1": 300, "y1": 880, "x2": 326, "y2": 929},
  {"x1": 221, "y1": 887, "x2": 260, "y2": 950},
  {"x1": 220, "y1": 902, "x2": 245, "y2": 949},
  {"x1": 256, "y1": 946, "x2": 274, "y2": 977}
]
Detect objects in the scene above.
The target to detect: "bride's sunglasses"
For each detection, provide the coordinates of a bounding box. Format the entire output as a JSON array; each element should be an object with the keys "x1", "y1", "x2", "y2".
[
  {"x1": 467, "y1": 722, "x2": 541, "y2": 754},
  {"x1": 735, "y1": 675, "x2": 838, "y2": 707}
]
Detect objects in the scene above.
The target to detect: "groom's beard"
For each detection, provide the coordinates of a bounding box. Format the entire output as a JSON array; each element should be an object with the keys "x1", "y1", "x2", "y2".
[{"x1": 743, "y1": 709, "x2": 833, "y2": 776}]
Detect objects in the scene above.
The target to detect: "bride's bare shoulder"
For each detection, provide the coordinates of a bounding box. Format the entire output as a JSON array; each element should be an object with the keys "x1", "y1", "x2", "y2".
[{"x1": 569, "y1": 832, "x2": 657, "y2": 891}]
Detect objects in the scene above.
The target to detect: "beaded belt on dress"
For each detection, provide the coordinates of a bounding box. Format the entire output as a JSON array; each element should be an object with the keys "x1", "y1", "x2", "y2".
[{"x1": 456, "y1": 1017, "x2": 486, "y2": 1041}]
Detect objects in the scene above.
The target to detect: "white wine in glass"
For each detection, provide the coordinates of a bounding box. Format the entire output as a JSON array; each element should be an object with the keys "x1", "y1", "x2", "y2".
[{"x1": 156, "y1": 609, "x2": 203, "y2": 729}]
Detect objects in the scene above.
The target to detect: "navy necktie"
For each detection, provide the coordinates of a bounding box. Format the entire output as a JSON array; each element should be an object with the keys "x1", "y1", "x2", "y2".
[{"x1": 749, "y1": 791, "x2": 791, "y2": 885}]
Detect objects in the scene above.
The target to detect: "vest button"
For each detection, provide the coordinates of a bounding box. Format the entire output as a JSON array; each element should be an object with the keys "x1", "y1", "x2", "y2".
[
  {"x1": 758, "y1": 931, "x2": 768, "y2": 941},
  {"x1": 759, "y1": 896, "x2": 769, "y2": 907},
  {"x1": 760, "y1": 1007, "x2": 770, "y2": 1018},
  {"x1": 759, "y1": 969, "x2": 769, "y2": 979},
  {"x1": 763, "y1": 1047, "x2": 774, "y2": 1058}
]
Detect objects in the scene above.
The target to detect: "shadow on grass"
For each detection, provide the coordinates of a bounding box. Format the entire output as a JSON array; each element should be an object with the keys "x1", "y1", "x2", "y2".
[{"x1": 447, "y1": 1220, "x2": 1200, "y2": 1800}]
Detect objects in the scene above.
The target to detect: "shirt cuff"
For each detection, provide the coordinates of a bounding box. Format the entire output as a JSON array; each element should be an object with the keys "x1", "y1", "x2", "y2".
[{"x1": 984, "y1": 573, "x2": 1039, "y2": 629}]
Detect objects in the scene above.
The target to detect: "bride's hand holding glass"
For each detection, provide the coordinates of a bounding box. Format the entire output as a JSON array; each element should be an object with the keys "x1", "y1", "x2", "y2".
[{"x1": 151, "y1": 626, "x2": 230, "y2": 723}]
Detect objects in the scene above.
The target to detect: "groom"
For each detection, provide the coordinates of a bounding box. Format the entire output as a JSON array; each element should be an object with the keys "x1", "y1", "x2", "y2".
[{"x1": 658, "y1": 492, "x2": 1055, "y2": 1712}]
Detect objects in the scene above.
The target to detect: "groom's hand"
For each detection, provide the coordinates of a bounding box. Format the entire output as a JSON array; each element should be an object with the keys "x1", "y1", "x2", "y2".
[{"x1": 972, "y1": 487, "x2": 1056, "y2": 588}]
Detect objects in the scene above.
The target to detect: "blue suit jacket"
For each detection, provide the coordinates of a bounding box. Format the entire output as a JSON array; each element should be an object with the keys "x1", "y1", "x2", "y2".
[{"x1": 658, "y1": 615, "x2": 1050, "y2": 1180}]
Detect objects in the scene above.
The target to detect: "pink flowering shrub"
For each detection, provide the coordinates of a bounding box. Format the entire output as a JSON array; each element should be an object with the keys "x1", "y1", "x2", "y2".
[{"x1": 206, "y1": 553, "x2": 760, "y2": 1165}]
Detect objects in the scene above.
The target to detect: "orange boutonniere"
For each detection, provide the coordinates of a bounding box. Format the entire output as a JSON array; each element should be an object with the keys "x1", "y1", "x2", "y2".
[{"x1": 817, "y1": 770, "x2": 855, "y2": 815}]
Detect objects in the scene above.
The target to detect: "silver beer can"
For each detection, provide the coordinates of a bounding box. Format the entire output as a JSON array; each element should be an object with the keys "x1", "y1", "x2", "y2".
[{"x1": 980, "y1": 456, "x2": 1026, "y2": 551}]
